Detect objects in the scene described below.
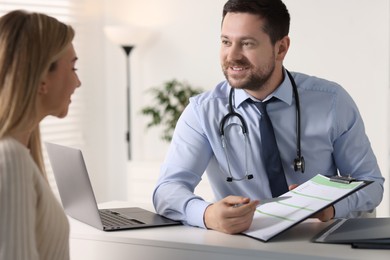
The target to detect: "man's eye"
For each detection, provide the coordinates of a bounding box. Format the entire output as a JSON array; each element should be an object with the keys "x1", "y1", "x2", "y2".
[
  {"x1": 243, "y1": 42, "x2": 254, "y2": 47},
  {"x1": 221, "y1": 40, "x2": 231, "y2": 46}
]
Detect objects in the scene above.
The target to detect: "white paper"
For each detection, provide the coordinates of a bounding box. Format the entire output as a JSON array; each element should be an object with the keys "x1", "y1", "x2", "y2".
[{"x1": 243, "y1": 174, "x2": 365, "y2": 241}]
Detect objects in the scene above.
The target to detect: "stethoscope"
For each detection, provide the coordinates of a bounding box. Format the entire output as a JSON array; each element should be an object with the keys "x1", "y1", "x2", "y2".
[{"x1": 219, "y1": 69, "x2": 305, "y2": 182}]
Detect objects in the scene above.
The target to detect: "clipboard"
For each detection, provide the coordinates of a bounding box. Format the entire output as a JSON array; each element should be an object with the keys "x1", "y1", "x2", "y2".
[
  {"x1": 242, "y1": 174, "x2": 372, "y2": 242},
  {"x1": 312, "y1": 217, "x2": 390, "y2": 249}
]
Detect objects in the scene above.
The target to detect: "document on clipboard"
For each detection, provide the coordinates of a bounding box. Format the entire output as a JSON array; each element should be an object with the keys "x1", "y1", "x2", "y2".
[{"x1": 242, "y1": 174, "x2": 372, "y2": 242}]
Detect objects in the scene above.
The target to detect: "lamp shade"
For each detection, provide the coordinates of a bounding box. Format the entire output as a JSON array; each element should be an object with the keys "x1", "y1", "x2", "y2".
[{"x1": 104, "y1": 26, "x2": 152, "y2": 46}]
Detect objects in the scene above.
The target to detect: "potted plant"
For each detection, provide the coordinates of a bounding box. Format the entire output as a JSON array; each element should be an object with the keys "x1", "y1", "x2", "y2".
[{"x1": 141, "y1": 79, "x2": 203, "y2": 142}]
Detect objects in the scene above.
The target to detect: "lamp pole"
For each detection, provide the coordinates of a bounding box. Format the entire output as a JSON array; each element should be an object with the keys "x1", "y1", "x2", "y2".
[{"x1": 122, "y1": 45, "x2": 134, "y2": 160}]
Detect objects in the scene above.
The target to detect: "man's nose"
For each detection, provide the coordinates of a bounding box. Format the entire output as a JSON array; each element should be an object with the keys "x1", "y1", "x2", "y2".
[{"x1": 227, "y1": 44, "x2": 243, "y2": 61}]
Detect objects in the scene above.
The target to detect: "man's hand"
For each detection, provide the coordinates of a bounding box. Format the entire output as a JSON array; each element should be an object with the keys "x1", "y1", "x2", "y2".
[
  {"x1": 312, "y1": 206, "x2": 335, "y2": 222},
  {"x1": 288, "y1": 184, "x2": 335, "y2": 222},
  {"x1": 204, "y1": 196, "x2": 259, "y2": 234}
]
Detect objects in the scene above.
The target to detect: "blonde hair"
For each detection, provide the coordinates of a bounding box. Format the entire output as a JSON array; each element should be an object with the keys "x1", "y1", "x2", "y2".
[{"x1": 0, "y1": 10, "x2": 75, "y2": 179}]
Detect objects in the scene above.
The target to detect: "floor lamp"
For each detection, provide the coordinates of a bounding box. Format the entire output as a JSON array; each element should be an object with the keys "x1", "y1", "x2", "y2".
[
  {"x1": 104, "y1": 26, "x2": 142, "y2": 160},
  {"x1": 122, "y1": 45, "x2": 134, "y2": 160}
]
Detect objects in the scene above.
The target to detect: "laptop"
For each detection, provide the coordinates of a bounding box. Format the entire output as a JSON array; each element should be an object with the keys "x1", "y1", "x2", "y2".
[{"x1": 45, "y1": 142, "x2": 180, "y2": 231}]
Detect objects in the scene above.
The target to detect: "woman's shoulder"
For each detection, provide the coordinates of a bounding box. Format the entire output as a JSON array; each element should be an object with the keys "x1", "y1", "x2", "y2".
[
  {"x1": 0, "y1": 137, "x2": 32, "y2": 179},
  {"x1": 0, "y1": 137, "x2": 30, "y2": 160}
]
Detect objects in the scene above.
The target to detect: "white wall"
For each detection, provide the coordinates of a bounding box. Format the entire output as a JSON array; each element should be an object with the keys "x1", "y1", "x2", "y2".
[
  {"x1": 75, "y1": 0, "x2": 110, "y2": 201},
  {"x1": 81, "y1": 0, "x2": 389, "y2": 216}
]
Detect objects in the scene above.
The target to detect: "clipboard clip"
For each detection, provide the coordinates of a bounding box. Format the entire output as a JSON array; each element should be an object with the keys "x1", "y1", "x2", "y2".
[{"x1": 330, "y1": 173, "x2": 356, "y2": 184}]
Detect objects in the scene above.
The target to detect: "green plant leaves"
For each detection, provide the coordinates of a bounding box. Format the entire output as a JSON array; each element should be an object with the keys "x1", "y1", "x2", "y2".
[{"x1": 141, "y1": 79, "x2": 202, "y2": 142}]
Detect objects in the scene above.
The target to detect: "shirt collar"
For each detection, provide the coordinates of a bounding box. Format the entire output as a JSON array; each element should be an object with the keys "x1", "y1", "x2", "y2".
[{"x1": 232, "y1": 69, "x2": 294, "y2": 108}]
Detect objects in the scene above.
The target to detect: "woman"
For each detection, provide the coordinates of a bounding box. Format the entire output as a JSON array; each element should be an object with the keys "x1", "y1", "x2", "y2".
[{"x1": 0, "y1": 10, "x2": 81, "y2": 260}]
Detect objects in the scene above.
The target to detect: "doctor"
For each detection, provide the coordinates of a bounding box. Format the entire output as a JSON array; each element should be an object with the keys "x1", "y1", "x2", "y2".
[{"x1": 153, "y1": 0, "x2": 384, "y2": 234}]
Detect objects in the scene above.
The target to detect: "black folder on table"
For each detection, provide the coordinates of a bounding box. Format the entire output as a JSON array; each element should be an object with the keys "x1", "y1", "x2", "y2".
[{"x1": 312, "y1": 217, "x2": 390, "y2": 249}]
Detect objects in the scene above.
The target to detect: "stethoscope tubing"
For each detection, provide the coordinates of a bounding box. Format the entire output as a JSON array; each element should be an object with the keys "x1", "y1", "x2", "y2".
[{"x1": 219, "y1": 69, "x2": 304, "y2": 181}]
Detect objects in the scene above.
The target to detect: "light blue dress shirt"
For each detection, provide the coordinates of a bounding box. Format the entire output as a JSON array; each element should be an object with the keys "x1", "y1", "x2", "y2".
[{"x1": 153, "y1": 70, "x2": 384, "y2": 228}]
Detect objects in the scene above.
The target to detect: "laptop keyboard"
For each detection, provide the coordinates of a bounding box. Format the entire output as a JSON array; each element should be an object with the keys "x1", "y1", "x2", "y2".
[{"x1": 99, "y1": 210, "x2": 144, "y2": 227}]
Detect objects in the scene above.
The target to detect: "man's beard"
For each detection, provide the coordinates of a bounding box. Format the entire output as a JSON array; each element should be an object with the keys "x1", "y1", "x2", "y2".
[{"x1": 222, "y1": 58, "x2": 275, "y2": 92}]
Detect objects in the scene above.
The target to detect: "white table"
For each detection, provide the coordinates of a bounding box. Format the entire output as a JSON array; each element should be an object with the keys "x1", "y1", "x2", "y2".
[{"x1": 69, "y1": 202, "x2": 389, "y2": 260}]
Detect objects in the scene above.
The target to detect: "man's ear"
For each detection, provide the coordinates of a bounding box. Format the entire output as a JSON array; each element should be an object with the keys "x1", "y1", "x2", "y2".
[{"x1": 275, "y1": 36, "x2": 290, "y2": 61}]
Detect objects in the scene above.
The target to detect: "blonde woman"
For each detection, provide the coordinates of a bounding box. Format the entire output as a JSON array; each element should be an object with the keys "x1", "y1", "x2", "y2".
[{"x1": 0, "y1": 10, "x2": 81, "y2": 260}]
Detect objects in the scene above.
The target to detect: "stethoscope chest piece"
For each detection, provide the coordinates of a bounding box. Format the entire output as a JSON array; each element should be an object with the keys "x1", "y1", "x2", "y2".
[{"x1": 293, "y1": 156, "x2": 305, "y2": 173}]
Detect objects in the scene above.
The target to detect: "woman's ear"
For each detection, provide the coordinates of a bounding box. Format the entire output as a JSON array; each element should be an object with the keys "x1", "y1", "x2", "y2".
[
  {"x1": 38, "y1": 72, "x2": 50, "y2": 94},
  {"x1": 38, "y1": 81, "x2": 48, "y2": 95}
]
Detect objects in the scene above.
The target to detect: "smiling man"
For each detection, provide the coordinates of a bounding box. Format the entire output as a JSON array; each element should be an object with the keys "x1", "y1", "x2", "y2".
[{"x1": 153, "y1": 0, "x2": 384, "y2": 235}]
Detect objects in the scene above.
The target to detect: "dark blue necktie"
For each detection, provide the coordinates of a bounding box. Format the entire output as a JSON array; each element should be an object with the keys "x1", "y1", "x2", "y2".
[{"x1": 254, "y1": 99, "x2": 288, "y2": 197}]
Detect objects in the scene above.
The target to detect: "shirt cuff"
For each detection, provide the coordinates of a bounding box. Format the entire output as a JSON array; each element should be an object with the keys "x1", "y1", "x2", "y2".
[
  {"x1": 185, "y1": 198, "x2": 211, "y2": 229},
  {"x1": 333, "y1": 199, "x2": 349, "y2": 218}
]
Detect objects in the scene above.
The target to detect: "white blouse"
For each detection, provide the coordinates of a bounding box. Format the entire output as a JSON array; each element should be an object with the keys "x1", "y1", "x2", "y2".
[{"x1": 0, "y1": 137, "x2": 69, "y2": 260}]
